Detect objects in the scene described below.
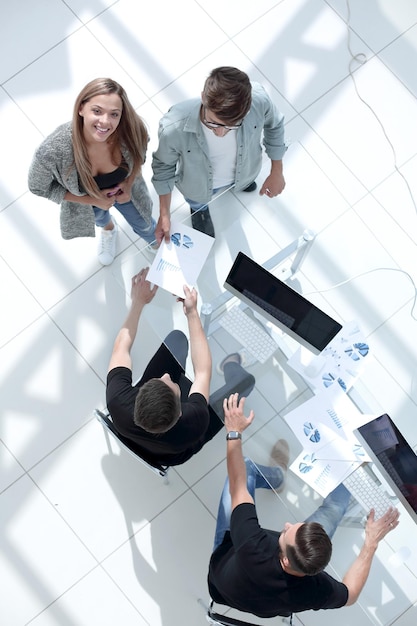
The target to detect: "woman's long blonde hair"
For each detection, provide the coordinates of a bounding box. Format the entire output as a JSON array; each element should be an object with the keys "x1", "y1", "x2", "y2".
[{"x1": 72, "y1": 78, "x2": 149, "y2": 199}]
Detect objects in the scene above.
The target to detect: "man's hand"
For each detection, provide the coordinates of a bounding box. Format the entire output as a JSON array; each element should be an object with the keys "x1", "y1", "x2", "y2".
[
  {"x1": 343, "y1": 505, "x2": 400, "y2": 605},
  {"x1": 259, "y1": 171, "x2": 286, "y2": 197},
  {"x1": 178, "y1": 284, "x2": 198, "y2": 316},
  {"x1": 155, "y1": 214, "x2": 171, "y2": 244},
  {"x1": 223, "y1": 393, "x2": 254, "y2": 433},
  {"x1": 364, "y1": 506, "x2": 400, "y2": 546},
  {"x1": 130, "y1": 267, "x2": 158, "y2": 305},
  {"x1": 108, "y1": 268, "x2": 157, "y2": 373}
]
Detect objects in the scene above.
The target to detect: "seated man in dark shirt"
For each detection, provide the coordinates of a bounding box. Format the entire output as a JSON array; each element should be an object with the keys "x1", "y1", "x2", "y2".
[
  {"x1": 207, "y1": 393, "x2": 400, "y2": 619},
  {"x1": 106, "y1": 267, "x2": 255, "y2": 467}
]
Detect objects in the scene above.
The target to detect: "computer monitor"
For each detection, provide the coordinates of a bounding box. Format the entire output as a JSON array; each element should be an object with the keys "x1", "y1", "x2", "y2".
[
  {"x1": 224, "y1": 252, "x2": 342, "y2": 354},
  {"x1": 355, "y1": 414, "x2": 417, "y2": 524}
]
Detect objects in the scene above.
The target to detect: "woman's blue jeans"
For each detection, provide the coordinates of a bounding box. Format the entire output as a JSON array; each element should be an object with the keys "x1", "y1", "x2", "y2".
[
  {"x1": 93, "y1": 201, "x2": 156, "y2": 244},
  {"x1": 213, "y1": 458, "x2": 351, "y2": 550}
]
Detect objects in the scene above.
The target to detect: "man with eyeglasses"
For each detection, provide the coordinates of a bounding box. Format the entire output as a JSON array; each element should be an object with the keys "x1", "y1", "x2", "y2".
[{"x1": 151, "y1": 66, "x2": 287, "y2": 239}]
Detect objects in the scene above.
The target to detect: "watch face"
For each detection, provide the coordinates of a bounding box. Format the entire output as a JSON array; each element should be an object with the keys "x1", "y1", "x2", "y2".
[{"x1": 227, "y1": 431, "x2": 241, "y2": 440}]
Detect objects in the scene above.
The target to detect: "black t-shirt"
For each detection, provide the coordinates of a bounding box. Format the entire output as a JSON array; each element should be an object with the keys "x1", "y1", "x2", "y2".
[
  {"x1": 106, "y1": 366, "x2": 215, "y2": 466},
  {"x1": 208, "y1": 503, "x2": 348, "y2": 618}
]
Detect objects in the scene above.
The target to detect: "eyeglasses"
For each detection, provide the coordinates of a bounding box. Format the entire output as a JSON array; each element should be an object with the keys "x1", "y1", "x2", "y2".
[{"x1": 202, "y1": 107, "x2": 242, "y2": 131}]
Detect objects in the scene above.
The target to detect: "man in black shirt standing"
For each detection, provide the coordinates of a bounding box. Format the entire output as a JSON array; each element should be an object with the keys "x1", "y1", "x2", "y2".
[
  {"x1": 106, "y1": 267, "x2": 255, "y2": 467},
  {"x1": 208, "y1": 393, "x2": 400, "y2": 618}
]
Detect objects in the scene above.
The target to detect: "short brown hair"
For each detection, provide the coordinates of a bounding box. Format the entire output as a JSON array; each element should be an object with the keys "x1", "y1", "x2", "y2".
[
  {"x1": 134, "y1": 379, "x2": 181, "y2": 434},
  {"x1": 285, "y1": 522, "x2": 332, "y2": 575},
  {"x1": 202, "y1": 66, "x2": 252, "y2": 124}
]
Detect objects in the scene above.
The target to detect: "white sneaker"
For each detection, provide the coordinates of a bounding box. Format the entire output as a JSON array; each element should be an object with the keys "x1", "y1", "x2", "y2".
[{"x1": 98, "y1": 223, "x2": 118, "y2": 265}]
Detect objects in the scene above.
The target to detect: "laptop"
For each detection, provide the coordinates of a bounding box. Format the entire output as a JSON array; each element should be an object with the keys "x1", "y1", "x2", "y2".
[
  {"x1": 224, "y1": 252, "x2": 342, "y2": 354},
  {"x1": 354, "y1": 414, "x2": 417, "y2": 524}
]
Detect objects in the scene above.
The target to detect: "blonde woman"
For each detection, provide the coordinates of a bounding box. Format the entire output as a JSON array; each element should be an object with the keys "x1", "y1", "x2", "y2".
[{"x1": 29, "y1": 78, "x2": 156, "y2": 265}]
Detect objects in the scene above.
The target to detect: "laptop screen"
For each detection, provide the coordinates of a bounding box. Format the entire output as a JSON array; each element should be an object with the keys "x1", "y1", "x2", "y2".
[
  {"x1": 224, "y1": 252, "x2": 342, "y2": 354},
  {"x1": 356, "y1": 414, "x2": 417, "y2": 523}
]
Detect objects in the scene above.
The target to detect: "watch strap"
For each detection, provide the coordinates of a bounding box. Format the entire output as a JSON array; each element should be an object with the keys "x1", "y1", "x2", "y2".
[{"x1": 226, "y1": 431, "x2": 242, "y2": 440}]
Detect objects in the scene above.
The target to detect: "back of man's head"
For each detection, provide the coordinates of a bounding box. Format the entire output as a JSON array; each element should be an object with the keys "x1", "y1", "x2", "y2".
[
  {"x1": 202, "y1": 66, "x2": 252, "y2": 124},
  {"x1": 286, "y1": 522, "x2": 332, "y2": 576},
  {"x1": 134, "y1": 379, "x2": 181, "y2": 434}
]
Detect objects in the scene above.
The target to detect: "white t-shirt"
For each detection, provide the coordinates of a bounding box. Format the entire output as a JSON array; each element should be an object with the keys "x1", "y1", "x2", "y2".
[{"x1": 201, "y1": 122, "x2": 238, "y2": 188}]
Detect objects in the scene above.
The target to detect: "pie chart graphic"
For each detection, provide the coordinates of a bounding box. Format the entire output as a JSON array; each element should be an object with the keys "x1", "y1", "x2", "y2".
[
  {"x1": 322, "y1": 372, "x2": 347, "y2": 392},
  {"x1": 171, "y1": 233, "x2": 194, "y2": 249},
  {"x1": 344, "y1": 342, "x2": 369, "y2": 361},
  {"x1": 303, "y1": 421, "x2": 321, "y2": 443},
  {"x1": 299, "y1": 453, "x2": 316, "y2": 474},
  {"x1": 182, "y1": 234, "x2": 193, "y2": 249}
]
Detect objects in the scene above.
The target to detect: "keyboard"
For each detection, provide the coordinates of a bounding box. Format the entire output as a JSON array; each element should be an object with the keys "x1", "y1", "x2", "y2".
[
  {"x1": 343, "y1": 464, "x2": 394, "y2": 520},
  {"x1": 218, "y1": 305, "x2": 279, "y2": 364}
]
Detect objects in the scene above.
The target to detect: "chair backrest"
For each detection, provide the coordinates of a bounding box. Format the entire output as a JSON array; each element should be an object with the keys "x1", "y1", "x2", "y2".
[
  {"x1": 206, "y1": 601, "x2": 262, "y2": 626},
  {"x1": 94, "y1": 408, "x2": 169, "y2": 481}
]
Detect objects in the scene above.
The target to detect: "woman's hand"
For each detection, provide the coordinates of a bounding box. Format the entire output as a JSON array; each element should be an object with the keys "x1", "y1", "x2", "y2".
[
  {"x1": 92, "y1": 191, "x2": 117, "y2": 210},
  {"x1": 112, "y1": 177, "x2": 133, "y2": 204}
]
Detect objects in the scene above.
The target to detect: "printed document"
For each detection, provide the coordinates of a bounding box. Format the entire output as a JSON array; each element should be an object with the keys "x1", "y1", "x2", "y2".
[{"x1": 147, "y1": 221, "x2": 214, "y2": 298}]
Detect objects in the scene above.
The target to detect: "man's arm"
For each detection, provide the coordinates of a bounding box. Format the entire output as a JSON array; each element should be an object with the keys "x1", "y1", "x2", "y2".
[
  {"x1": 223, "y1": 394, "x2": 255, "y2": 510},
  {"x1": 108, "y1": 268, "x2": 158, "y2": 373},
  {"x1": 252, "y1": 84, "x2": 286, "y2": 198},
  {"x1": 155, "y1": 192, "x2": 172, "y2": 244},
  {"x1": 259, "y1": 159, "x2": 285, "y2": 197},
  {"x1": 179, "y1": 285, "x2": 212, "y2": 401},
  {"x1": 343, "y1": 507, "x2": 400, "y2": 605}
]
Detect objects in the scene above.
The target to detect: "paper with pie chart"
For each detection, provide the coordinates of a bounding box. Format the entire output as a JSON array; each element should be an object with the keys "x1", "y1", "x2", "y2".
[
  {"x1": 147, "y1": 220, "x2": 214, "y2": 297},
  {"x1": 288, "y1": 320, "x2": 371, "y2": 393},
  {"x1": 284, "y1": 385, "x2": 374, "y2": 496}
]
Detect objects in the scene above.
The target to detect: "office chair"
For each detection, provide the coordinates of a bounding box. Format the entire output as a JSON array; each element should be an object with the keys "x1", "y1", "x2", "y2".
[
  {"x1": 199, "y1": 600, "x2": 266, "y2": 626},
  {"x1": 94, "y1": 408, "x2": 169, "y2": 482}
]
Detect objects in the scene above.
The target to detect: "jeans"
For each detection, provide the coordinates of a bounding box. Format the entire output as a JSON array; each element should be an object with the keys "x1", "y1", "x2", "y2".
[
  {"x1": 93, "y1": 201, "x2": 156, "y2": 244},
  {"x1": 142, "y1": 330, "x2": 255, "y2": 404},
  {"x1": 213, "y1": 458, "x2": 351, "y2": 550}
]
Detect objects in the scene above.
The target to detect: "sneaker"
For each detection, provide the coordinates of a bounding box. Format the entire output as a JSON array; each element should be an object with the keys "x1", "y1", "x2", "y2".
[
  {"x1": 98, "y1": 223, "x2": 118, "y2": 265},
  {"x1": 191, "y1": 208, "x2": 215, "y2": 237},
  {"x1": 216, "y1": 349, "x2": 257, "y2": 375},
  {"x1": 243, "y1": 182, "x2": 257, "y2": 192}
]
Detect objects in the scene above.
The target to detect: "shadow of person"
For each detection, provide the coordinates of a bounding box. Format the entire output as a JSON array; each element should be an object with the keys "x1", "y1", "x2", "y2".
[{"x1": 100, "y1": 449, "x2": 214, "y2": 625}]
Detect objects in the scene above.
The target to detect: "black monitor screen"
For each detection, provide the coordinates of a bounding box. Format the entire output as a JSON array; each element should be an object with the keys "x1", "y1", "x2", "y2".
[
  {"x1": 224, "y1": 252, "x2": 342, "y2": 353},
  {"x1": 357, "y1": 414, "x2": 417, "y2": 520}
]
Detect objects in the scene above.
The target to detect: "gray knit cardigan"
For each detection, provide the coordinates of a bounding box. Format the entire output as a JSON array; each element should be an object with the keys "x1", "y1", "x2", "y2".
[{"x1": 28, "y1": 122, "x2": 153, "y2": 239}]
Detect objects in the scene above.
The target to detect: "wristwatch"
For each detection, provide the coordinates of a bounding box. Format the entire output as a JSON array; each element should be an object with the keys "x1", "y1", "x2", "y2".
[{"x1": 226, "y1": 431, "x2": 242, "y2": 441}]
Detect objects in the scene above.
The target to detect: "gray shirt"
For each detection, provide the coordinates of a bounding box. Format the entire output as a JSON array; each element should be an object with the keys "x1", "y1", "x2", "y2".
[
  {"x1": 151, "y1": 83, "x2": 287, "y2": 203},
  {"x1": 28, "y1": 122, "x2": 152, "y2": 239}
]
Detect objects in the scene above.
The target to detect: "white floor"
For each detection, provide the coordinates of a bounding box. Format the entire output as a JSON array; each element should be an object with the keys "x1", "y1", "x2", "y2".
[{"x1": 1, "y1": 0, "x2": 417, "y2": 624}]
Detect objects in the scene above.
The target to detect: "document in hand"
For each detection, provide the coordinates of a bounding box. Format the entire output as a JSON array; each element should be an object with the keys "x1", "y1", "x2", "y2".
[{"x1": 147, "y1": 221, "x2": 215, "y2": 298}]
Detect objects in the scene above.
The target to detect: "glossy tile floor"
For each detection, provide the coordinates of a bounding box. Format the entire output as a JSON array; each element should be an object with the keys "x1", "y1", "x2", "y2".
[{"x1": 1, "y1": 0, "x2": 417, "y2": 624}]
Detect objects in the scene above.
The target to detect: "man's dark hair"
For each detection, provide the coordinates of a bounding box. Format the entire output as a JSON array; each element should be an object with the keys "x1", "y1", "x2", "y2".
[
  {"x1": 285, "y1": 522, "x2": 332, "y2": 575},
  {"x1": 134, "y1": 379, "x2": 181, "y2": 434},
  {"x1": 202, "y1": 66, "x2": 252, "y2": 124}
]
